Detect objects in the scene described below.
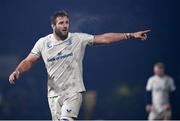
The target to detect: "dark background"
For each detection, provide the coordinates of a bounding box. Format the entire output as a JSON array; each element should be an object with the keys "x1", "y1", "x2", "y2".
[{"x1": 0, "y1": 0, "x2": 179, "y2": 120}]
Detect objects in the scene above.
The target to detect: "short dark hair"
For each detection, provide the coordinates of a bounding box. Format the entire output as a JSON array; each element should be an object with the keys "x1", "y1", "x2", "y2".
[
  {"x1": 154, "y1": 62, "x2": 165, "y2": 69},
  {"x1": 51, "y1": 10, "x2": 69, "y2": 25}
]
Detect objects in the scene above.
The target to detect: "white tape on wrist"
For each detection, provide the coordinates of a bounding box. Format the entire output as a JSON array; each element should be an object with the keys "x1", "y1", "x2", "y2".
[{"x1": 14, "y1": 69, "x2": 20, "y2": 75}]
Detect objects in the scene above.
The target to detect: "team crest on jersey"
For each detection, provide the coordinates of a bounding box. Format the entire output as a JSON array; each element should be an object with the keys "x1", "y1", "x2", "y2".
[
  {"x1": 66, "y1": 39, "x2": 72, "y2": 46},
  {"x1": 47, "y1": 41, "x2": 53, "y2": 49}
]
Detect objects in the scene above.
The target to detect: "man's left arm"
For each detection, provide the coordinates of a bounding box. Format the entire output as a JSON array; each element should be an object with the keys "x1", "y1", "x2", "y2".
[
  {"x1": 164, "y1": 78, "x2": 176, "y2": 110},
  {"x1": 94, "y1": 30, "x2": 150, "y2": 44}
]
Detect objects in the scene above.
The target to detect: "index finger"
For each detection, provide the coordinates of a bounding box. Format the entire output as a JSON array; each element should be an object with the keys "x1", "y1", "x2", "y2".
[{"x1": 142, "y1": 30, "x2": 151, "y2": 33}]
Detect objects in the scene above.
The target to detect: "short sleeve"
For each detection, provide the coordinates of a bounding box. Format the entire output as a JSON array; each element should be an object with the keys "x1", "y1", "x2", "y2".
[
  {"x1": 77, "y1": 33, "x2": 94, "y2": 46},
  {"x1": 168, "y1": 77, "x2": 176, "y2": 91},
  {"x1": 146, "y1": 77, "x2": 153, "y2": 91},
  {"x1": 31, "y1": 38, "x2": 43, "y2": 57}
]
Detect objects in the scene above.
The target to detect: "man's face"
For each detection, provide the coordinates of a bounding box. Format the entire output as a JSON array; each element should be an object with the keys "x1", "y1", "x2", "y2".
[
  {"x1": 154, "y1": 66, "x2": 165, "y2": 77},
  {"x1": 53, "y1": 16, "x2": 69, "y2": 40}
]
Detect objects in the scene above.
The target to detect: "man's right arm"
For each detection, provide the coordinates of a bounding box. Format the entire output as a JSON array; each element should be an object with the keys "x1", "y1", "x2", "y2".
[
  {"x1": 145, "y1": 78, "x2": 153, "y2": 112},
  {"x1": 9, "y1": 53, "x2": 39, "y2": 84},
  {"x1": 145, "y1": 91, "x2": 152, "y2": 112}
]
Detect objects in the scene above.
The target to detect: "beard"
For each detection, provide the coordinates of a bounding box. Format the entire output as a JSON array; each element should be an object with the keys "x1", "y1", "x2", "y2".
[{"x1": 55, "y1": 28, "x2": 68, "y2": 40}]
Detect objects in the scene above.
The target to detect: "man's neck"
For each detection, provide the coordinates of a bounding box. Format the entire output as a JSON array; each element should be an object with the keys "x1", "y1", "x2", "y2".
[
  {"x1": 156, "y1": 74, "x2": 165, "y2": 78},
  {"x1": 53, "y1": 33, "x2": 68, "y2": 41}
]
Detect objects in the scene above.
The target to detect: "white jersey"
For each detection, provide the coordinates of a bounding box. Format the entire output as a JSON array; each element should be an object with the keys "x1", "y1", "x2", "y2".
[
  {"x1": 31, "y1": 32, "x2": 94, "y2": 97},
  {"x1": 146, "y1": 75, "x2": 176, "y2": 113}
]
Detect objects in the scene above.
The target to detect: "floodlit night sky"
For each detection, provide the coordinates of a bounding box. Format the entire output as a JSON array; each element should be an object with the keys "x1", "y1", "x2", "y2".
[{"x1": 0, "y1": 0, "x2": 179, "y2": 120}]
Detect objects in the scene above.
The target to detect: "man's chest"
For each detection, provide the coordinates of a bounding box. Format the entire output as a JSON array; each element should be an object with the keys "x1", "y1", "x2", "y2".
[
  {"x1": 152, "y1": 79, "x2": 169, "y2": 92},
  {"x1": 42, "y1": 39, "x2": 81, "y2": 64}
]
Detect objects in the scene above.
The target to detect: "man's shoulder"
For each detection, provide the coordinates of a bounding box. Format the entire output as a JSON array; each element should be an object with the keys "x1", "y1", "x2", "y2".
[
  {"x1": 36, "y1": 34, "x2": 52, "y2": 43},
  {"x1": 69, "y1": 32, "x2": 87, "y2": 40},
  {"x1": 148, "y1": 75, "x2": 160, "y2": 85},
  {"x1": 70, "y1": 32, "x2": 84, "y2": 37},
  {"x1": 70, "y1": 32, "x2": 85, "y2": 35},
  {"x1": 70, "y1": 32, "x2": 93, "y2": 37},
  {"x1": 148, "y1": 75, "x2": 156, "y2": 81},
  {"x1": 164, "y1": 75, "x2": 173, "y2": 81},
  {"x1": 40, "y1": 34, "x2": 52, "y2": 40}
]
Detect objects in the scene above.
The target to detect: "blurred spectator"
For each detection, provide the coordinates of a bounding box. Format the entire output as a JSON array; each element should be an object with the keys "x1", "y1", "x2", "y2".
[
  {"x1": 146, "y1": 62, "x2": 176, "y2": 120},
  {"x1": 83, "y1": 91, "x2": 97, "y2": 119}
]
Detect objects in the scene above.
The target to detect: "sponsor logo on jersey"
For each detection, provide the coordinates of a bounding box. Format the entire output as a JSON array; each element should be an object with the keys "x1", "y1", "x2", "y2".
[
  {"x1": 66, "y1": 39, "x2": 72, "y2": 45},
  {"x1": 47, "y1": 52, "x2": 73, "y2": 62},
  {"x1": 66, "y1": 109, "x2": 72, "y2": 113}
]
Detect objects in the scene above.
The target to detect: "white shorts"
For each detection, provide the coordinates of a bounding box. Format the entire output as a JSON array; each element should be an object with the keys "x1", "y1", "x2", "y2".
[
  {"x1": 48, "y1": 92, "x2": 82, "y2": 120},
  {"x1": 148, "y1": 110, "x2": 171, "y2": 120}
]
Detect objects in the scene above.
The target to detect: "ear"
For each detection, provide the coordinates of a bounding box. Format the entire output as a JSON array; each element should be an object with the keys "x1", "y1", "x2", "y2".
[{"x1": 51, "y1": 24, "x2": 55, "y2": 29}]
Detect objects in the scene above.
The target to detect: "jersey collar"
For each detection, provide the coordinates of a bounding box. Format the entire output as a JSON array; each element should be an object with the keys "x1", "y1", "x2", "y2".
[{"x1": 51, "y1": 33, "x2": 71, "y2": 45}]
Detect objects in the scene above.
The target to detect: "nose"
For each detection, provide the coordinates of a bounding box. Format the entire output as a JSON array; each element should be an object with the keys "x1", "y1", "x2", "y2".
[{"x1": 64, "y1": 24, "x2": 67, "y2": 28}]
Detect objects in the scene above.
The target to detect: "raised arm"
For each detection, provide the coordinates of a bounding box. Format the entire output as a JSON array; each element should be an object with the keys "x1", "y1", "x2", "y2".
[
  {"x1": 94, "y1": 30, "x2": 150, "y2": 44},
  {"x1": 9, "y1": 53, "x2": 39, "y2": 84}
]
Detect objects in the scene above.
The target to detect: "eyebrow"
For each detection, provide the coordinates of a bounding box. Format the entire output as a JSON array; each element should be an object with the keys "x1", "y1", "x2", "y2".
[{"x1": 58, "y1": 20, "x2": 69, "y2": 23}]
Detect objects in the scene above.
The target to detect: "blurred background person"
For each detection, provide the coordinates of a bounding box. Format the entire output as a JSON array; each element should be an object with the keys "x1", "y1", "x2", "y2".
[
  {"x1": 83, "y1": 91, "x2": 97, "y2": 119},
  {"x1": 146, "y1": 62, "x2": 176, "y2": 120}
]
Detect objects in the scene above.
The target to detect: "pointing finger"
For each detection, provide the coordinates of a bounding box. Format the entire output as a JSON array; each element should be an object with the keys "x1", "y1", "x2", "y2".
[{"x1": 142, "y1": 30, "x2": 151, "y2": 33}]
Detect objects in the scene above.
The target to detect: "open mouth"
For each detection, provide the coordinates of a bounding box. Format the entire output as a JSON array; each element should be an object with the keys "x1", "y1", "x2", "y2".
[{"x1": 62, "y1": 30, "x2": 67, "y2": 32}]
